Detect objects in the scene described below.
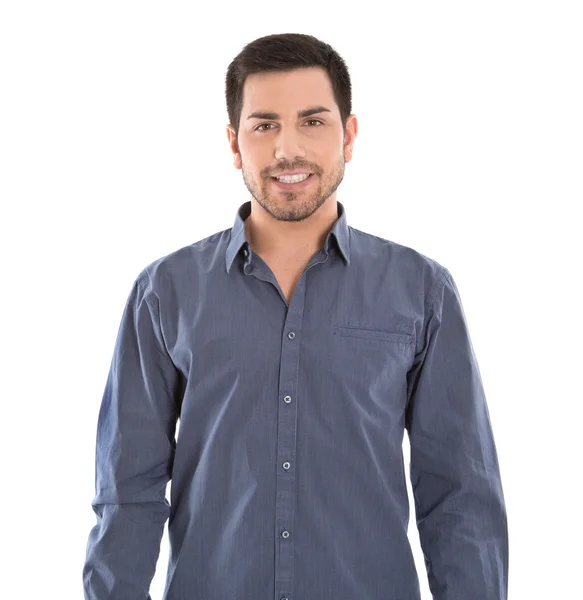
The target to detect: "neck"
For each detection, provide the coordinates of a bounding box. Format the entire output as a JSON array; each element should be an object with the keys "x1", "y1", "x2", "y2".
[{"x1": 244, "y1": 197, "x2": 339, "y2": 261}]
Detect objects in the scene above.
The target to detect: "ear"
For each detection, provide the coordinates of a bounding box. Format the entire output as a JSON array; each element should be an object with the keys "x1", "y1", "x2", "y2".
[
  {"x1": 343, "y1": 114, "x2": 358, "y2": 163},
  {"x1": 226, "y1": 124, "x2": 241, "y2": 170}
]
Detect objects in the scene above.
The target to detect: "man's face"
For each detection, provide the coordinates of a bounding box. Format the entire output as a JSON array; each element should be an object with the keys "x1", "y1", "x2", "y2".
[{"x1": 227, "y1": 66, "x2": 357, "y2": 223}]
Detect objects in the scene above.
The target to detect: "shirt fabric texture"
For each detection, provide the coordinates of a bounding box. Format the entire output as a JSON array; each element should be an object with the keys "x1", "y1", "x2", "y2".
[{"x1": 83, "y1": 200, "x2": 508, "y2": 600}]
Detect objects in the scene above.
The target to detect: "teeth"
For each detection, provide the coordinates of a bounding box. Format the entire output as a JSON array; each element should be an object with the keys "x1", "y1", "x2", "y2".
[{"x1": 276, "y1": 173, "x2": 310, "y2": 183}]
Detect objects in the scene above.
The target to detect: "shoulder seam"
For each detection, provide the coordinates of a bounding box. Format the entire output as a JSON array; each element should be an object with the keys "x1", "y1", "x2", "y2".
[
  {"x1": 136, "y1": 269, "x2": 149, "y2": 292},
  {"x1": 426, "y1": 266, "x2": 450, "y2": 318},
  {"x1": 135, "y1": 269, "x2": 175, "y2": 362}
]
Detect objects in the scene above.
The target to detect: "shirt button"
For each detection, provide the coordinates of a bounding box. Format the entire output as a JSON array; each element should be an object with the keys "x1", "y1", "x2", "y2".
[
  {"x1": 281, "y1": 597, "x2": 289, "y2": 600},
  {"x1": 281, "y1": 530, "x2": 290, "y2": 538},
  {"x1": 287, "y1": 331, "x2": 295, "y2": 339},
  {"x1": 283, "y1": 395, "x2": 292, "y2": 404},
  {"x1": 282, "y1": 461, "x2": 290, "y2": 470},
  {"x1": 242, "y1": 248, "x2": 248, "y2": 257}
]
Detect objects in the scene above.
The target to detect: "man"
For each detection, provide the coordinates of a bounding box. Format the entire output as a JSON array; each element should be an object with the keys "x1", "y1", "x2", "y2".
[{"x1": 83, "y1": 33, "x2": 508, "y2": 600}]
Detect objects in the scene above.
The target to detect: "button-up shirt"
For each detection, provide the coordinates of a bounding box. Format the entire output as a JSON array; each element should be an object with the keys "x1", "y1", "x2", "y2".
[{"x1": 83, "y1": 200, "x2": 508, "y2": 600}]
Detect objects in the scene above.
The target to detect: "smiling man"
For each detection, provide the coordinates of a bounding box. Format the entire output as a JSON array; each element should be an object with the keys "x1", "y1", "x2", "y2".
[{"x1": 83, "y1": 33, "x2": 508, "y2": 600}]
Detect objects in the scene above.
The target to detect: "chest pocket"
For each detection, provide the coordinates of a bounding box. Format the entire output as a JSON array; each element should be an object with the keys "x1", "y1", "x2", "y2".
[{"x1": 329, "y1": 322, "x2": 415, "y2": 404}]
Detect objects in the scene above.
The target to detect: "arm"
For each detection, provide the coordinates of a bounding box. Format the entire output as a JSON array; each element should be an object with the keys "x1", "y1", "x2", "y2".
[
  {"x1": 83, "y1": 269, "x2": 183, "y2": 599},
  {"x1": 405, "y1": 267, "x2": 508, "y2": 599}
]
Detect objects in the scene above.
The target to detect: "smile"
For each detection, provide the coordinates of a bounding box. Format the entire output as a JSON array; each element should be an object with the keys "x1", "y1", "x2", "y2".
[{"x1": 271, "y1": 173, "x2": 314, "y2": 190}]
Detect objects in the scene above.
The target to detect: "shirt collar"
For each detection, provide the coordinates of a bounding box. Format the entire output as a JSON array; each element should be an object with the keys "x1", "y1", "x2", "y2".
[{"x1": 226, "y1": 200, "x2": 351, "y2": 274}]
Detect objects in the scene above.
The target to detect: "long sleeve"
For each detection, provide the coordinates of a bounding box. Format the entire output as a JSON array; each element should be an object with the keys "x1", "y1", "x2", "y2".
[
  {"x1": 83, "y1": 270, "x2": 184, "y2": 599},
  {"x1": 405, "y1": 267, "x2": 508, "y2": 599}
]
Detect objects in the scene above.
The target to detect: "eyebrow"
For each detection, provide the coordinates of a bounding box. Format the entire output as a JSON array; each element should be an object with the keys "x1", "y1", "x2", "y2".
[{"x1": 246, "y1": 105, "x2": 332, "y2": 121}]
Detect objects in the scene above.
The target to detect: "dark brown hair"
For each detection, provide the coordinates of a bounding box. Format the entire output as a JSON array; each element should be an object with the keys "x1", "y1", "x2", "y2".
[{"x1": 225, "y1": 33, "x2": 352, "y2": 144}]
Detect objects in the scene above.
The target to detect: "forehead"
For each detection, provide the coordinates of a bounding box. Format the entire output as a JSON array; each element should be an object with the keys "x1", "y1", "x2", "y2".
[{"x1": 242, "y1": 67, "x2": 337, "y2": 116}]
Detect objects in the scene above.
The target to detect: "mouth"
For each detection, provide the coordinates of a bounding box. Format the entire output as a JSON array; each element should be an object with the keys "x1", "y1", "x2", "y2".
[{"x1": 270, "y1": 173, "x2": 315, "y2": 191}]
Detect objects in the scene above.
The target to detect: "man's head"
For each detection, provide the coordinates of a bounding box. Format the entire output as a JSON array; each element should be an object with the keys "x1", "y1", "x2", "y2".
[{"x1": 225, "y1": 33, "x2": 358, "y2": 223}]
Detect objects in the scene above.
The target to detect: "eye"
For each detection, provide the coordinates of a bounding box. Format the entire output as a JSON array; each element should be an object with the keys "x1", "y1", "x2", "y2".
[{"x1": 255, "y1": 123, "x2": 275, "y2": 132}]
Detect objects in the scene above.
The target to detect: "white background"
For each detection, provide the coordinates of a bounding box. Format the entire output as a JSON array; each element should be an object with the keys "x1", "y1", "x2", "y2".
[{"x1": 1, "y1": 1, "x2": 581, "y2": 598}]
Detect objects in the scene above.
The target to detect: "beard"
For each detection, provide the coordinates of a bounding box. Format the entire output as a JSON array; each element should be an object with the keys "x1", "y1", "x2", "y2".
[{"x1": 241, "y1": 153, "x2": 345, "y2": 223}]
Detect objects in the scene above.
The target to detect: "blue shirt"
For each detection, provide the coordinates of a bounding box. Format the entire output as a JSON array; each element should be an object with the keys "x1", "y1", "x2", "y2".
[{"x1": 83, "y1": 200, "x2": 508, "y2": 600}]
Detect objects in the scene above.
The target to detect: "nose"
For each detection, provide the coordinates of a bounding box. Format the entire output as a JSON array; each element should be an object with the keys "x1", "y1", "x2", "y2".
[{"x1": 274, "y1": 126, "x2": 307, "y2": 163}]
